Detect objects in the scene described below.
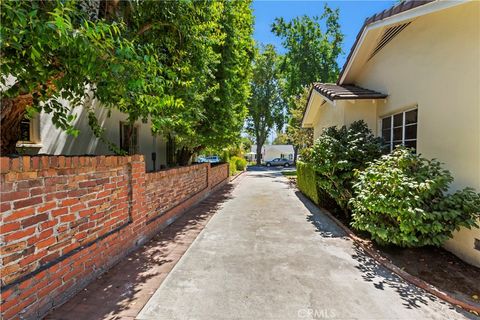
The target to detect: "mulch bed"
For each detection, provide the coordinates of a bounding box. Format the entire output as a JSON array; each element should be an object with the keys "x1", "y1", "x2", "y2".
[{"x1": 378, "y1": 244, "x2": 480, "y2": 305}]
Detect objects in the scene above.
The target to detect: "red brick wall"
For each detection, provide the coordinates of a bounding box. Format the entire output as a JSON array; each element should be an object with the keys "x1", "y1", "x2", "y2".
[
  {"x1": 0, "y1": 156, "x2": 229, "y2": 319},
  {"x1": 209, "y1": 163, "x2": 230, "y2": 189},
  {"x1": 145, "y1": 164, "x2": 209, "y2": 223}
]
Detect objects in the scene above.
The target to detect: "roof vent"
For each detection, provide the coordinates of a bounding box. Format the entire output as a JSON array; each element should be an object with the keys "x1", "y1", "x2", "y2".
[{"x1": 368, "y1": 22, "x2": 411, "y2": 60}]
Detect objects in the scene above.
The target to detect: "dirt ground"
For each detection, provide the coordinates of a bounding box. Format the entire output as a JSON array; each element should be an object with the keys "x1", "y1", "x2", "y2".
[{"x1": 380, "y1": 245, "x2": 480, "y2": 306}]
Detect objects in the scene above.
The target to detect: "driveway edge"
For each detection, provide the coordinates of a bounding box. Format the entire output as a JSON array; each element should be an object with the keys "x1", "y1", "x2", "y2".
[{"x1": 310, "y1": 197, "x2": 480, "y2": 315}]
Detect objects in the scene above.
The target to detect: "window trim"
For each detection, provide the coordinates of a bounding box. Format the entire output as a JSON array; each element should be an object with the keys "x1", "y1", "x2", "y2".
[
  {"x1": 381, "y1": 107, "x2": 418, "y2": 152},
  {"x1": 119, "y1": 121, "x2": 139, "y2": 154},
  {"x1": 17, "y1": 114, "x2": 41, "y2": 147}
]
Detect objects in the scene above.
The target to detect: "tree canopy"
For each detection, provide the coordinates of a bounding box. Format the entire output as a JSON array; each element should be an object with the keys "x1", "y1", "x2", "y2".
[
  {"x1": 0, "y1": 0, "x2": 254, "y2": 163},
  {"x1": 271, "y1": 4, "x2": 343, "y2": 161},
  {"x1": 245, "y1": 44, "x2": 285, "y2": 165}
]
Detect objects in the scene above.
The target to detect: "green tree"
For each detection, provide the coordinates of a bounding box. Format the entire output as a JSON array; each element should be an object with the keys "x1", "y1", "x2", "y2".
[
  {"x1": 0, "y1": 0, "x2": 129, "y2": 154},
  {"x1": 169, "y1": 0, "x2": 254, "y2": 165},
  {"x1": 272, "y1": 132, "x2": 289, "y2": 145},
  {"x1": 286, "y1": 88, "x2": 313, "y2": 163},
  {"x1": 246, "y1": 44, "x2": 285, "y2": 165},
  {"x1": 271, "y1": 4, "x2": 343, "y2": 161},
  {"x1": 1, "y1": 0, "x2": 254, "y2": 163},
  {"x1": 100, "y1": 0, "x2": 224, "y2": 158}
]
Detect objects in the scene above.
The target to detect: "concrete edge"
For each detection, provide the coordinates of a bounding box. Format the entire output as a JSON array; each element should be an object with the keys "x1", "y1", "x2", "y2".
[
  {"x1": 229, "y1": 169, "x2": 246, "y2": 182},
  {"x1": 313, "y1": 201, "x2": 480, "y2": 315}
]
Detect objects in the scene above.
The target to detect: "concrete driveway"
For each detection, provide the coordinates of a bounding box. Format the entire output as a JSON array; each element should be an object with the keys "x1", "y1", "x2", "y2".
[{"x1": 137, "y1": 169, "x2": 474, "y2": 320}]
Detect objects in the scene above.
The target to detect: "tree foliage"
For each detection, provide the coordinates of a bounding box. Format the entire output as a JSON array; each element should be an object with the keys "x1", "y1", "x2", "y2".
[
  {"x1": 1, "y1": 0, "x2": 254, "y2": 163},
  {"x1": 286, "y1": 88, "x2": 313, "y2": 162},
  {"x1": 272, "y1": 131, "x2": 289, "y2": 145},
  {"x1": 245, "y1": 44, "x2": 285, "y2": 165},
  {"x1": 271, "y1": 4, "x2": 343, "y2": 97},
  {"x1": 0, "y1": 0, "x2": 129, "y2": 154},
  {"x1": 350, "y1": 148, "x2": 480, "y2": 247},
  {"x1": 271, "y1": 5, "x2": 343, "y2": 161}
]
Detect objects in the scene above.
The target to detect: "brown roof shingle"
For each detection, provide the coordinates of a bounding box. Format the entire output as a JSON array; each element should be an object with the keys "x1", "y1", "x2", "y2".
[{"x1": 312, "y1": 83, "x2": 387, "y2": 101}]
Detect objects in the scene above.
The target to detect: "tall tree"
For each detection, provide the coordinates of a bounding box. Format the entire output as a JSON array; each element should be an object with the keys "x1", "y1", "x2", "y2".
[
  {"x1": 0, "y1": 1, "x2": 127, "y2": 154},
  {"x1": 286, "y1": 88, "x2": 314, "y2": 162},
  {"x1": 272, "y1": 131, "x2": 289, "y2": 145},
  {"x1": 167, "y1": 0, "x2": 254, "y2": 164},
  {"x1": 246, "y1": 45, "x2": 285, "y2": 165},
  {"x1": 271, "y1": 4, "x2": 343, "y2": 161},
  {"x1": 1, "y1": 0, "x2": 254, "y2": 163}
]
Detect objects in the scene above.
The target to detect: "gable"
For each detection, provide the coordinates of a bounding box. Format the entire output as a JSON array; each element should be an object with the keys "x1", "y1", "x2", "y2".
[{"x1": 338, "y1": 0, "x2": 468, "y2": 85}]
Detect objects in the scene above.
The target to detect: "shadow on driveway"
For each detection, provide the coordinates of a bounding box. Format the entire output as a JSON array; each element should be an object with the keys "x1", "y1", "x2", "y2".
[
  {"x1": 292, "y1": 189, "x2": 478, "y2": 319},
  {"x1": 46, "y1": 184, "x2": 235, "y2": 320}
]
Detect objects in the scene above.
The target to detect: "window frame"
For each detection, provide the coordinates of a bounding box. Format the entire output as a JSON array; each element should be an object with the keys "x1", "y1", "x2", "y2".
[
  {"x1": 381, "y1": 107, "x2": 418, "y2": 152},
  {"x1": 17, "y1": 114, "x2": 41, "y2": 147},
  {"x1": 119, "y1": 121, "x2": 139, "y2": 154}
]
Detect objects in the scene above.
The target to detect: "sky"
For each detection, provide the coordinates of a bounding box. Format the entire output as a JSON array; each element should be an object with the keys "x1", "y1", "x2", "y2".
[{"x1": 252, "y1": 0, "x2": 396, "y2": 68}]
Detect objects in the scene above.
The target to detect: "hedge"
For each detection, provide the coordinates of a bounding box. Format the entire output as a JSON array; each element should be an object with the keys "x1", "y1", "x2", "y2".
[
  {"x1": 229, "y1": 156, "x2": 247, "y2": 176},
  {"x1": 297, "y1": 161, "x2": 319, "y2": 204}
]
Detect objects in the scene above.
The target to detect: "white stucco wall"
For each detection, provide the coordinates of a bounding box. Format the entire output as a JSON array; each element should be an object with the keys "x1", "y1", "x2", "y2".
[{"x1": 20, "y1": 97, "x2": 167, "y2": 172}]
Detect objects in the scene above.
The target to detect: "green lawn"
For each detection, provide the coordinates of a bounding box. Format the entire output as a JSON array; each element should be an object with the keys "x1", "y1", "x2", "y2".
[{"x1": 282, "y1": 170, "x2": 297, "y2": 177}]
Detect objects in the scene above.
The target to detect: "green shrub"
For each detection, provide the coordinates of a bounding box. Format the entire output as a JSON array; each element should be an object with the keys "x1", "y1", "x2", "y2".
[
  {"x1": 350, "y1": 147, "x2": 480, "y2": 247},
  {"x1": 222, "y1": 150, "x2": 230, "y2": 162},
  {"x1": 228, "y1": 156, "x2": 246, "y2": 175},
  {"x1": 228, "y1": 158, "x2": 237, "y2": 176},
  {"x1": 235, "y1": 157, "x2": 247, "y2": 171},
  {"x1": 306, "y1": 120, "x2": 382, "y2": 215},
  {"x1": 297, "y1": 161, "x2": 319, "y2": 204}
]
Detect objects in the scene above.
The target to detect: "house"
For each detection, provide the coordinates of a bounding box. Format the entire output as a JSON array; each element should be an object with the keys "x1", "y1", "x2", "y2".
[
  {"x1": 302, "y1": 0, "x2": 479, "y2": 266},
  {"x1": 249, "y1": 144, "x2": 294, "y2": 163},
  {"x1": 16, "y1": 96, "x2": 168, "y2": 172}
]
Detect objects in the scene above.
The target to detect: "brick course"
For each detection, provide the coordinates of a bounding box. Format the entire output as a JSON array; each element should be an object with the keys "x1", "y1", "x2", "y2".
[{"x1": 0, "y1": 156, "x2": 229, "y2": 319}]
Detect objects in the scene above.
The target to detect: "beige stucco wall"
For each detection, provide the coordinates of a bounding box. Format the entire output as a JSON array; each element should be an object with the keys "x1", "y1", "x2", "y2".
[
  {"x1": 352, "y1": 2, "x2": 480, "y2": 266},
  {"x1": 343, "y1": 100, "x2": 379, "y2": 133},
  {"x1": 310, "y1": 98, "x2": 379, "y2": 141},
  {"x1": 21, "y1": 97, "x2": 167, "y2": 171},
  {"x1": 311, "y1": 99, "x2": 345, "y2": 140}
]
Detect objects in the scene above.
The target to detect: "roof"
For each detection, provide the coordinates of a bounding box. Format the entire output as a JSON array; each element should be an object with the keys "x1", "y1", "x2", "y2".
[
  {"x1": 337, "y1": 0, "x2": 434, "y2": 84},
  {"x1": 312, "y1": 83, "x2": 387, "y2": 101}
]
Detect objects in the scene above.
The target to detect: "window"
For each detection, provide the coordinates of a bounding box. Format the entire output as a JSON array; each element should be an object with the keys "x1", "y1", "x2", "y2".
[
  {"x1": 19, "y1": 118, "x2": 32, "y2": 143},
  {"x1": 119, "y1": 122, "x2": 139, "y2": 153},
  {"x1": 381, "y1": 108, "x2": 417, "y2": 152},
  {"x1": 17, "y1": 115, "x2": 40, "y2": 146}
]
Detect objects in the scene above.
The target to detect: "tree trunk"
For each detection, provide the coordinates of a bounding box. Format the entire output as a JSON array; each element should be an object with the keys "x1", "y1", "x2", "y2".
[
  {"x1": 293, "y1": 145, "x2": 299, "y2": 165},
  {"x1": 0, "y1": 94, "x2": 33, "y2": 155},
  {"x1": 256, "y1": 143, "x2": 263, "y2": 165},
  {"x1": 176, "y1": 147, "x2": 194, "y2": 166}
]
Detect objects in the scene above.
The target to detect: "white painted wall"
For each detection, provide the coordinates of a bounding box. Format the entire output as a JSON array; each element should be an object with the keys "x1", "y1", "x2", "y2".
[
  {"x1": 251, "y1": 145, "x2": 294, "y2": 162},
  {"x1": 19, "y1": 96, "x2": 167, "y2": 172}
]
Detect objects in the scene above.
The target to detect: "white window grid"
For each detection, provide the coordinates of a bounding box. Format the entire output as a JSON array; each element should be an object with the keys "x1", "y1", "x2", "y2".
[{"x1": 382, "y1": 108, "x2": 417, "y2": 152}]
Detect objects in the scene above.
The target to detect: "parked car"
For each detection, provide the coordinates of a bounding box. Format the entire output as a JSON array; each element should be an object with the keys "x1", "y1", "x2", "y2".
[
  {"x1": 265, "y1": 158, "x2": 294, "y2": 167},
  {"x1": 196, "y1": 156, "x2": 207, "y2": 163},
  {"x1": 205, "y1": 155, "x2": 221, "y2": 163}
]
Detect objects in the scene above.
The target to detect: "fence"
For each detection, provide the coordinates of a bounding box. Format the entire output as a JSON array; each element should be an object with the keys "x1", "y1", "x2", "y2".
[{"x1": 0, "y1": 155, "x2": 229, "y2": 319}]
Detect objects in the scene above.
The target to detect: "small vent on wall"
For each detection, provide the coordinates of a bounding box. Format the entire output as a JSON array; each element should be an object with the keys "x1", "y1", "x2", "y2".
[{"x1": 368, "y1": 22, "x2": 411, "y2": 61}]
